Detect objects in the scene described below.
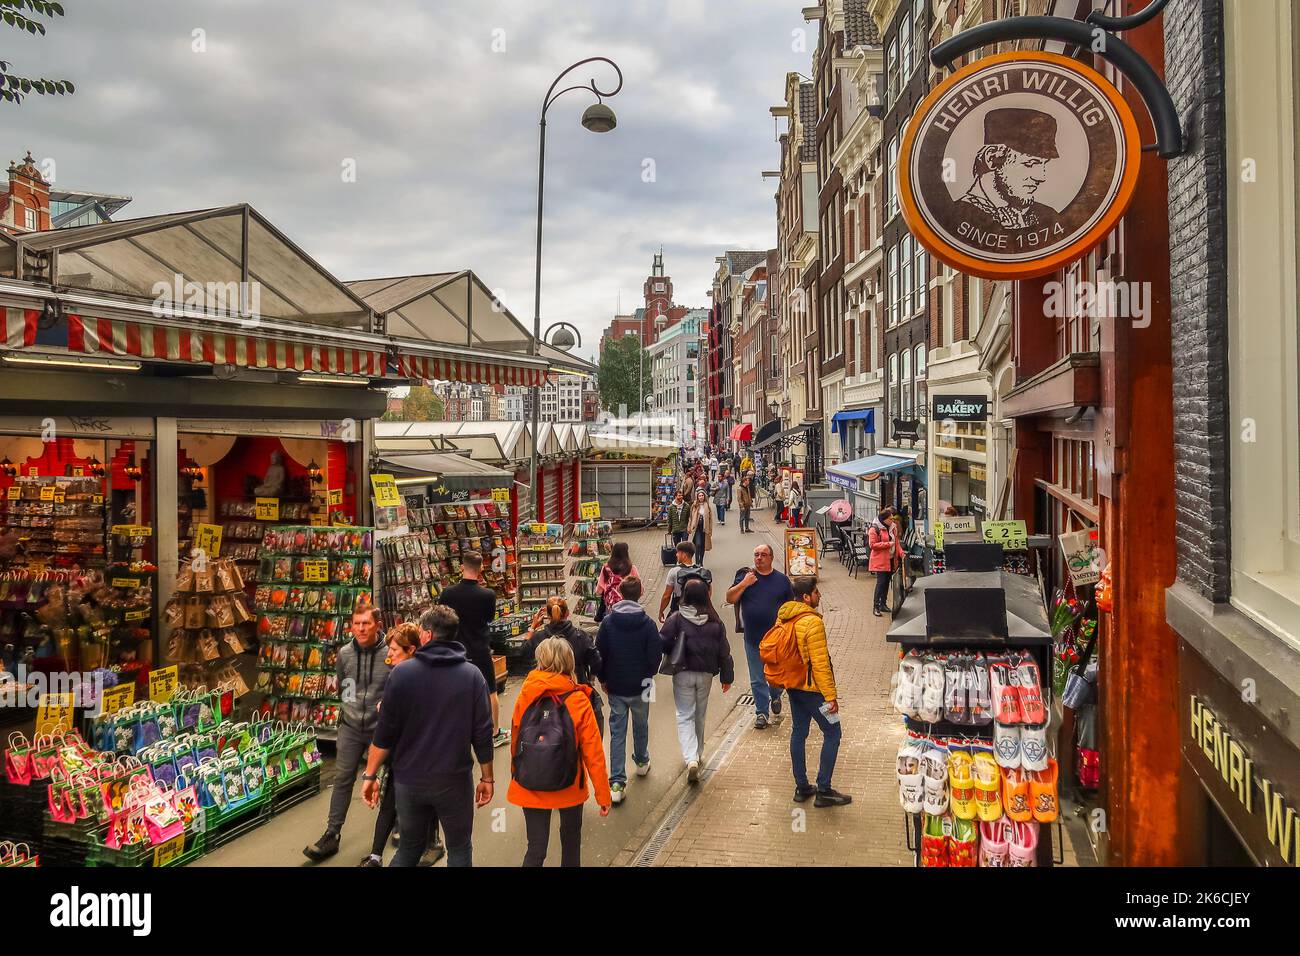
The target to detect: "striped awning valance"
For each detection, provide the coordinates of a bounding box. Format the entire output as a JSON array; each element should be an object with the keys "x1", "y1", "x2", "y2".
[{"x1": 395, "y1": 353, "x2": 549, "y2": 387}]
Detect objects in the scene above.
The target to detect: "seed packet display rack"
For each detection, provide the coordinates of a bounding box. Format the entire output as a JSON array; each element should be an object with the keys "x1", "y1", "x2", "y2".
[
  {"x1": 516, "y1": 523, "x2": 567, "y2": 610},
  {"x1": 568, "y1": 520, "x2": 614, "y2": 618},
  {"x1": 250, "y1": 525, "x2": 375, "y2": 738},
  {"x1": 887, "y1": 570, "x2": 1059, "y2": 868},
  {"x1": 407, "y1": 501, "x2": 517, "y2": 619}
]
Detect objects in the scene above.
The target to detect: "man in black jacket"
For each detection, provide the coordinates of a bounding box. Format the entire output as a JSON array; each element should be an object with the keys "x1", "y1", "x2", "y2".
[
  {"x1": 362, "y1": 605, "x2": 494, "y2": 867},
  {"x1": 438, "y1": 552, "x2": 507, "y2": 747},
  {"x1": 595, "y1": 577, "x2": 662, "y2": 805}
]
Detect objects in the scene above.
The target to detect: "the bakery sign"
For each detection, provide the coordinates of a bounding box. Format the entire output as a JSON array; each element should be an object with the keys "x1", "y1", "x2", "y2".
[{"x1": 900, "y1": 51, "x2": 1141, "y2": 280}]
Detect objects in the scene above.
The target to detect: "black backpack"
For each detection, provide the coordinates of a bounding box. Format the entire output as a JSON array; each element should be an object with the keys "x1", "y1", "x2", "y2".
[
  {"x1": 512, "y1": 691, "x2": 581, "y2": 792},
  {"x1": 671, "y1": 566, "x2": 713, "y2": 612}
]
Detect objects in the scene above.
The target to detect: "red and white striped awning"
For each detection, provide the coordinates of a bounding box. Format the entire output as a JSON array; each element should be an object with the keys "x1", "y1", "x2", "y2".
[
  {"x1": 395, "y1": 353, "x2": 549, "y2": 387},
  {"x1": 65, "y1": 314, "x2": 387, "y2": 374},
  {"x1": 3, "y1": 307, "x2": 37, "y2": 350}
]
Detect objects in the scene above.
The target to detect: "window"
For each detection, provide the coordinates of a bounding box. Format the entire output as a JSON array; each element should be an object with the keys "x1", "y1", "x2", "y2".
[
  {"x1": 901, "y1": 236, "x2": 914, "y2": 320},
  {"x1": 888, "y1": 245, "x2": 900, "y2": 327},
  {"x1": 889, "y1": 352, "x2": 900, "y2": 423},
  {"x1": 887, "y1": 38, "x2": 899, "y2": 103},
  {"x1": 915, "y1": 345, "x2": 927, "y2": 420},
  {"x1": 887, "y1": 137, "x2": 899, "y2": 219},
  {"x1": 901, "y1": 348, "x2": 913, "y2": 420},
  {"x1": 900, "y1": 16, "x2": 912, "y2": 81},
  {"x1": 23, "y1": 207, "x2": 36, "y2": 230},
  {"x1": 1225, "y1": 0, "x2": 1300, "y2": 646},
  {"x1": 914, "y1": 242, "x2": 927, "y2": 316}
]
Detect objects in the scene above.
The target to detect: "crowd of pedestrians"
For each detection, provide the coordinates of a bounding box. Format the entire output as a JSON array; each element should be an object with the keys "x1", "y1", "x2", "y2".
[{"x1": 299, "y1": 446, "x2": 849, "y2": 867}]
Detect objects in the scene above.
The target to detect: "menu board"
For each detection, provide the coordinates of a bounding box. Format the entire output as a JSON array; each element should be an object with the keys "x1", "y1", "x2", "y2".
[{"x1": 784, "y1": 527, "x2": 819, "y2": 578}]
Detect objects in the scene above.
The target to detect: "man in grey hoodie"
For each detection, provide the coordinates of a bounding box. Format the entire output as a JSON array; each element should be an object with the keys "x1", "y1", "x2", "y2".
[
  {"x1": 304, "y1": 605, "x2": 391, "y2": 862},
  {"x1": 595, "y1": 577, "x2": 662, "y2": 805}
]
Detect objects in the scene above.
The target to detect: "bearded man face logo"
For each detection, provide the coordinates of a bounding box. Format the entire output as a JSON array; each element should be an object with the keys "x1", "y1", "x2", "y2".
[{"x1": 957, "y1": 108, "x2": 1063, "y2": 231}]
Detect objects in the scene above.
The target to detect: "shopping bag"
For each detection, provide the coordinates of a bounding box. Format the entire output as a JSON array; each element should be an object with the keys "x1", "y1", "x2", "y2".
[{"x1": 4, "y1": 732, "x2": 32, "y2": 785}]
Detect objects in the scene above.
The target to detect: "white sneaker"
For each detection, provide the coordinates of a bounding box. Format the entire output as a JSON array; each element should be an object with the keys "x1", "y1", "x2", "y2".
[
  {"x1": 635, "y1": 761, "x2": 651, "y2": 777},
  {"x1": 610, "y1": 782, "x2": 626, "y2": 805},
  {"x1": 687, "y1": 761, "x2": 700, "y2": 784}
]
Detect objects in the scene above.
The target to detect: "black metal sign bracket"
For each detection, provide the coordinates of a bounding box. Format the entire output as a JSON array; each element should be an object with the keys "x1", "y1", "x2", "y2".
[{"x1": 929, "y1": 0, "x2": 1183, "y2": 158}]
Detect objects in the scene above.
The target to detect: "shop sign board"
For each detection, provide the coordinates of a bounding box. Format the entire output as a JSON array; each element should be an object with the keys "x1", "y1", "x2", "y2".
[
  {"x1": 932, "y1": 395, "x2": 989, "y2": 421},
  {"x1": 1180, "y1": 641, "x2": 1300, "y2": 866},
  {"x1": 826, "y1": 472, "x2": 858, "y2": 492},
  {"x1": 255, "y1": 497, "x2": 280, "y2": 521},
  {"x1": 35, "y1": 693, "x2": 74, "y2": 734},
  {"x1": 899, "y1": 51, "x2": 1142, "y2": 280},
  {"x1": 579, "y1": 500, "x2": 601, "y2": 520},
  {"x1": 195, "y1": 523, "x2": 223, "y2": 559},
  {"x1": 100, "y1": 683, "x2": 135, "y2": 715},
  {"x1": 370, "y1": 474, "x2": 401, "y2": 508},
  {"x1": 1059, "y1": 528, "x2": 1101, "y2": 586},
  {"x1": 149, "y1": 665, "x2": 179, "y2": 703},
  {"x1": 982, "y1": 519, "x2": 1027, "y2": 550}
]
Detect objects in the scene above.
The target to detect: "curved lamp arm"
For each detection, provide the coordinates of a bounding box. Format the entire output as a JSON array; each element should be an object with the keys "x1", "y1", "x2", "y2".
[
  {"x1": 541, "y1": 56, "x2": 624, "y2": 118},
  {"x1": 1086, "y1": 0, "x2": 1169, "y2": 33}
]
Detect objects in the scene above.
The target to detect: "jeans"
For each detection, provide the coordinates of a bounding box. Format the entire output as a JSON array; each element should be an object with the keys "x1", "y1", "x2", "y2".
[
  {"x1": 371, "y1": 765, "x2": 439, "y2": 856},
  {"x1": 874, "y1": 570, "x2": 892, "y2": 611},
  {"x1": 716, "y1": 502, "x2": 727, "y2": 522},
  {"x1": 788, "y1": 688, "x2": 841, "y2": 792},
  {"x1": 326, "y1": 722, "x2": 372, "y2": 833},
  {"x1": 693, "y1": 528, "x2": 707, "y2": 567},
  {"x1": 607, "y1": 693, "x2": 650, "y2": 786},
  {"x1": 741, "y1": 638, "x2": 781, "y2": 718},
  {"x1": 522, "y1": 804, "x2": 584, "y2": 867},
  {"x1": 739, "y1": 508, "x2": 752, "y2": 531},
  {"x1": 672, "y1": 670, "x2": 713, "y2": 763},
  {"x1": 672, "y1": 530, "x2": 687, "y2": 545},
  {"x1": 391, "y1": 774, "x2": 475, "y2": 867},
  {"x1": 790, "y1": 507, "x2": 802, "y2": 527}
]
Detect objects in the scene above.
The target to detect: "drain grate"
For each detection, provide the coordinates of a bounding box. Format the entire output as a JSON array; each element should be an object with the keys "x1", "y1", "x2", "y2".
[
  {"x1": 737, "y1": 694, "x2": 754, "y2": 706},
  {"x1": 631, "y1": 708, "x2": 753, "y2": 867}
]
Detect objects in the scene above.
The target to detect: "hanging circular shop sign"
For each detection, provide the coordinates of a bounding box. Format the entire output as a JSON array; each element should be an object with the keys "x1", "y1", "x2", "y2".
[{"x1": 900, "y1": 51, "x2": 1141, "y2": 280}]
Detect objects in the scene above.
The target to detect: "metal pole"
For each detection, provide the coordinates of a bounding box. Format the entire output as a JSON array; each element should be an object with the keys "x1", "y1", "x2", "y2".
[
  {"x1": 529, "y1": 116, "x2": 546, "y2": 519},
  {"x1": 638, "y1": 313, "x2": 644, "y2": 419}
]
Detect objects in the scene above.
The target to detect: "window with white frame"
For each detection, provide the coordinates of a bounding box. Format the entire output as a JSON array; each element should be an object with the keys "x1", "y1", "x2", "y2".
[
  {"x1": 915, "y1": 344, "x2": 927, "y2": 421},
  {"x1": 1225, "y1": 0, "x2": 1300, "y2": 647},
  {"x1": 888, "y1": 245, "x2": 900, "y2": 327},
  {"x1": 902, "y1": 235, "x2": 914, "y2": 319},
  {"x1": 887, "y1": 38, "x2": 899, "y2": 103},
  {"x1": 888, "y1": 136, "x2": 899, "y2": 219},
  {"x1": 889, "y1": 352, "x2": 900, "y2": 424},
  {"x1": 900, "y1": 16, "x2": 912, "y2": 80},
  {"x1": 914, "y1": 241, "x2": 927, "y2": 316},
  {"x1": 901, "y1": 348, "x2": 913, "y2": 421}
]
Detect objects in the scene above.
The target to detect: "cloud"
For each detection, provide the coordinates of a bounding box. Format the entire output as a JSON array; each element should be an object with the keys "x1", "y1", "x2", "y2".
[{"x1": 4, "y1": 0, "x2": 811, "y2": 355}]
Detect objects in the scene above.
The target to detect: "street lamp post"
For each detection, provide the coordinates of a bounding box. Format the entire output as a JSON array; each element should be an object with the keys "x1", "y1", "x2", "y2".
[{"x1": 528, "y1": 57, "x2": 623, "y2": 519}]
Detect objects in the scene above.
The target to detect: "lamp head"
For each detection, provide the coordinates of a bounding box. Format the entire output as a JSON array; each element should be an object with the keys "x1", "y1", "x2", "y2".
[
  {"x1": 581, "y1": 102, "x2": 617, "y2": 133},
  {"x1": 550, "y1": 326, "x2": 577, "y2": 351}
]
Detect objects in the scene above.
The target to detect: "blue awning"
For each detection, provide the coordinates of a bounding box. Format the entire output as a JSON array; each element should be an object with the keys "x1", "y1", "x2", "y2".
[
  {"x1": 825, "y1": 451, "x2": 919, "y2": 488},
  {"x1": 831, "y1": 408, "x2": 874, "y2": 434}
]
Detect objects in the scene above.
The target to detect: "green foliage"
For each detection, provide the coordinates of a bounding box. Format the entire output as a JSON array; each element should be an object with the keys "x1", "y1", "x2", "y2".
[
  {"x1": 1, "y1": 0, "x2": 74, "y2": 105},
  {"x1": 381, "y1": 386, "x2": 445, "y2": 423},
  {"x1": 597, "y1": 335, "x2": 652, "y2": 414}
]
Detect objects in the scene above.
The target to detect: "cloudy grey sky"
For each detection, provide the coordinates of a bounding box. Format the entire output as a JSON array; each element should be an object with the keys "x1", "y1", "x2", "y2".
[{"x1": 5, "y1": 0, "x2": 815, "y2": 362}]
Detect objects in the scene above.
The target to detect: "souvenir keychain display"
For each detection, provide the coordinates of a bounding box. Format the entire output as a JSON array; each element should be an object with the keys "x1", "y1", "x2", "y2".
[
  {"x1": 407, "y1": 499, "x2": 516, "y2": 614},
  {"x1": 251, "y1": 525, "x2": 373, "y2": 732},
  {"x1": 568, "y1": 520, "x2": 614, "y2": 617}
]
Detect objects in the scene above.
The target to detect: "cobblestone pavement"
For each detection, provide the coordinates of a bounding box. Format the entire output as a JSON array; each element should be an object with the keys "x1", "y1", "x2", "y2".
[{"x1": 614, "y1": 502, "x2": 1086, "y2": 868}]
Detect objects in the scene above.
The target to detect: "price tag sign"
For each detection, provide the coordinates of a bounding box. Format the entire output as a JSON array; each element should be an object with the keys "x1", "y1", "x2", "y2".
[
  {"x1": 370, "y1": 474, "x2": 401, "y2": 508},
  {"x1": 100, "y1": 682, "x2": 135, "y2": 715},
  {"x1": 491, "y1": 488, "x2": 510, "y2": 504},
  {"x1": 194, "y1": 523, "x2": 223, "y2": 558},
  {"x1": 933, "y1": 521, "x2": 944, "y2": 551},
  {"x1": 111, "y1": 524, "x2": 152, "y2": 537},
  {"x1": 255, "y1": 497, "x2": 280, "y2": 521},
  {"x1": 27, "y1": 467, "x2": 37, "y2": 477},
  {"x1": 982, "y1": 519, "x2": 1028, "y2": 550},
  {"x1": 529, "y1": 523, "x2": 548, "y2": 534},
  {"x1": 125, "y1": 608, "x2": 150, "y2": 621},
  {"x1": 6, "y1": 486, "x2": 19, "y2": 500},
  {"x1": 39, "y1": 485, "x2": 55, "y2": 501},
  {"x1": 662, "y1": 466, "x2": 674, "y2": 476},
  {"x1": 52, "y1": 490, "x2": 65, "y2": 504},
  {"x1": 71, "y1": 466, "x2": 84, "y2": 477},
  {"x1": 328, "y1": 488, "x2": 343, "y2": 506},
  {"x1": 302, "y1": 558, "x2": 330, "y2": 583},
  {"x1": 111, "y1": 577, "x2": 142, "y2": 589},
  {"x1": 579, "y1": 500, "x2": 601, "y2": 520},
  {"x1": 35, "y1": 693, "x2": 74, "y2": 734},
  {"x1": 149, "y1": 665, "x2": 179, "y2": 703},
  {"x1": 92, "y1": 494, "x2": 104, "y2": 504},
  {"x1": 153, "y1": 833, "x2": 186, "y2": 867},
  {"x1": 532, "y1": 544, "x2": 555, "y2": 552}
]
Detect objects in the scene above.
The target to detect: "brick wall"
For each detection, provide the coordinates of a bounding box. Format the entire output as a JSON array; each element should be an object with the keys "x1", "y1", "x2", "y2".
[{"x1": 1164, "y1": 0, "x2": 1230, "y2": 602}]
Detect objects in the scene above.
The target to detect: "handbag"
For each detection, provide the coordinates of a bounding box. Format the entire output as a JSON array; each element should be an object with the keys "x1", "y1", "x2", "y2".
[{"x1": 658, "y1": 624, "x2": 689, "y2": 676}]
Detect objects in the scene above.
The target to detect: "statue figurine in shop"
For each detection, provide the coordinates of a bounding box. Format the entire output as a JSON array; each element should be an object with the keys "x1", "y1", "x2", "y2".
[{"x1": 253, "y1": 451, "x2": 287, "y2": 497}]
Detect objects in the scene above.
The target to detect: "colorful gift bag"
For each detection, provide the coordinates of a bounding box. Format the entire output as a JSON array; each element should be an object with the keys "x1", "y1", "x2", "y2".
[
  {"x1": 4, "y1": 732, "x2": 32, "y2": 785},
  {"x1": 143, "y1": 788, "x2": 184, "y2": 845}
]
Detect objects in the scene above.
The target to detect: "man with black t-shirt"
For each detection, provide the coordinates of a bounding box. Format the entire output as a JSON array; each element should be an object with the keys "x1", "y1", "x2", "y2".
[
  {"x1": 438, "y1": 552, "x2": 508, "y2": 748},
  {"x1": 726, "y1": 543, "x2": 794, "y2": 730}
]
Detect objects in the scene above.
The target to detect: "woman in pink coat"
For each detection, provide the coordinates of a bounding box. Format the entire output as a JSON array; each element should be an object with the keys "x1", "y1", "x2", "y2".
[{"x1": 868, "y1": 506, "x2": 901, "y2": 617}]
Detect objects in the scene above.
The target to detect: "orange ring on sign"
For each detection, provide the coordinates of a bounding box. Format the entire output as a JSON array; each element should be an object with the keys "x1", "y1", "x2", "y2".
[{"x1": 899, "y1": 50, "x2": 1142, "y2": 281}]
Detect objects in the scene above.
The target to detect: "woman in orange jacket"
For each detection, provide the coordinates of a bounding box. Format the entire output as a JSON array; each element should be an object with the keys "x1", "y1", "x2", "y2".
[{"x1": 508, "y1": 636, "x2": 612, "y2": 867}]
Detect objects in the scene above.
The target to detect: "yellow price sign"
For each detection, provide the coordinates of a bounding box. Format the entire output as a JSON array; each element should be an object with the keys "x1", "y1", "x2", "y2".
[
  {"x1": 125, "y1": 608, "x2": 151, "y2": 621},
  {"x1": 933, "y1": 521, "x2": 944, "y2": 551},
  {"x1": 71, "y1": 466, "x2": 84, "y2": 477},
  {"x1": 36, "y1": 693, "x2": 75, "y2": 734},
  {"x1": 579, "y1": 500, "x2": 601, "y2": 520},
  {"x1": 149, "y1": 665, "x2": 179, "y2": 703},
  {"x1": 194, "y1": 523, "x2": 223, "y2": 558},
  {"x1": 529, "y1": 523, "x2": 548, "y2": 534},
  {"x1": 111, "y1": 524, "x2": 152, "y2": 537},
  {"x1": 329, "y1": 488, "x2": 343, "y2": 506},
  {"x1": 302, "y1": 558, "x2": 330, "y2": 583},
  {"x1": 53, "y1": 490, "x2": 65, "y2": 504},
  {"x1": 92, "y1": 494, "x2": 104, "y2": 504},
  {"x1": 153, "y1": 833, "x2": 186, "y2": 867},
  {"x1": 982, "y1": 519, "x2": 1028, "y2": 550},
  {"x1": 100, "y1": 682, "x2": 135, "y2": 715},
  {"x1": 39, "y1": 485, "x2": 55, "y2": 501},
  {"x1": 6, "y1": 486, "x2": 19, "y2": 500},
  {"x1": 111, "y1": 577, "x2": 142, "y2": 588},
  {"x1": 27, "y1": 467, "x2": 37, "y2": 477},
  {"x1": 370, "y1": 474, "x2": 401, "y2": 508},
  {"x1": 491, "y1": 488, "x2": 510, "y2": 504},
  {"x1": 255, "y1": 497, "x2": 280, "y2": 521}
]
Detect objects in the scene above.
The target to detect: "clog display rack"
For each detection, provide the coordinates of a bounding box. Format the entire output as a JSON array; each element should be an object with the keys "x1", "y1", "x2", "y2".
[{"x1": 886, "y1": 557, "x2": 1059, "y2": 868}]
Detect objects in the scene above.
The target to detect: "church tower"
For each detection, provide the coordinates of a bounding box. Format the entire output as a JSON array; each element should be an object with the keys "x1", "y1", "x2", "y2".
[{"x1": 643, "y1": 249, "x2": 673, "y2": 327}]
